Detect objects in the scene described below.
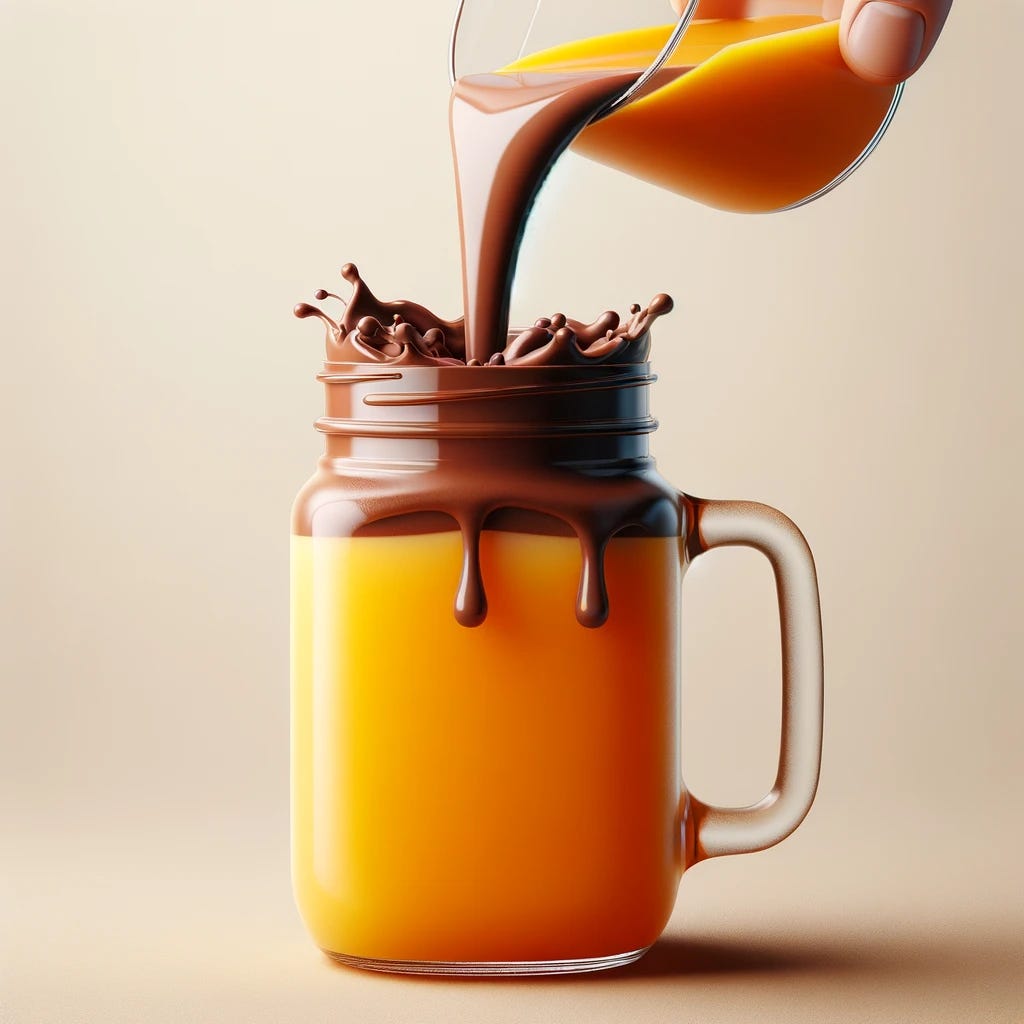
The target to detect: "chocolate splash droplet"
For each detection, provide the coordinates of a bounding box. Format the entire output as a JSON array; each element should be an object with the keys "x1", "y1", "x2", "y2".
[
  {"x1": 571, "y1": 310, "x2": 620, "y2": 345},
  {"x1": 503, "y1": 324, "x2": 553, "y2": 362},
  {"x1": 357, "y1": 315, "x2": 383, "y2": 338},
  {"x1": 294, "y1": 303, "x2": 339, "y2": 332},
  {"x1": 648, "y1": 293, "x2": 674, "y2": 316}
]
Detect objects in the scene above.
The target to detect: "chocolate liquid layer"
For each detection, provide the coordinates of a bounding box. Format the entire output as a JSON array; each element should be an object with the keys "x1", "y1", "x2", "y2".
[{"x1": 293, "y1": 364, "x2": 683, "y2": 629}]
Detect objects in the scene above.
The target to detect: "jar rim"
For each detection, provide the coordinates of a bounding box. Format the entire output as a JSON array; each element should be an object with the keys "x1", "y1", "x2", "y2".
[{"x1": 315, "y1": 361, "x2": 658, "y2": 440}]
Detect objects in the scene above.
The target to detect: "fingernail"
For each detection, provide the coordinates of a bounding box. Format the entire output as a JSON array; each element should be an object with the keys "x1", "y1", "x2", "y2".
[{"x1": 847, "y1": 2, "x2": 926, "y2": 84}]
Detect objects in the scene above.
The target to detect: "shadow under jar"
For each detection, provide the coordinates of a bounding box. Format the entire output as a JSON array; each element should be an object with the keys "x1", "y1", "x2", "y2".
[{"x1": 291, "y1": 359, "x2": 823, "y2": 976}]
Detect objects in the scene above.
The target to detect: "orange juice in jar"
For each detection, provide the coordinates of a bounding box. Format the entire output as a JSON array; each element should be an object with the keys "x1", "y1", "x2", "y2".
[{"x1": 290, "y1": 288, "x2": 824, "y2": 974}]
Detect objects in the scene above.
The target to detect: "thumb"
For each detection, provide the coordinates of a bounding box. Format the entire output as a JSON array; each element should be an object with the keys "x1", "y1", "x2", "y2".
[{"x1": 840, "y1": 0, "x2": 952, "y2": 84}]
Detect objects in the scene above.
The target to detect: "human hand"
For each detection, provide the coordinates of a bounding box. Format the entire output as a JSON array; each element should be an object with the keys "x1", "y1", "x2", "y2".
[{"x1": 669, "y1": 0, "x2": 952, "y2": 85}]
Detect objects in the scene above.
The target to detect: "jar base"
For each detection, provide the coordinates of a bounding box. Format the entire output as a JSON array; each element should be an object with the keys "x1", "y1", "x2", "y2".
[{"x1": 324, "y1": 946, "x2": 650, "y2": 977}]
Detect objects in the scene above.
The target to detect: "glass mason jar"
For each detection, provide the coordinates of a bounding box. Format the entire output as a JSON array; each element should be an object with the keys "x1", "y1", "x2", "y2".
[{"x1": 291, "y1": 359, "x2": 823, "y2": 976}]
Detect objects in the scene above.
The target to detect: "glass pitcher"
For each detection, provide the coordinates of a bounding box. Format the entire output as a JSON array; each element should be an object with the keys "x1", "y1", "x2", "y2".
[
  {"x1": 450, "y1": 0, "x2": 904, "y2": 213},
  {"x1": 290, "y1": 351, "x2": 824, "y2": 975}
]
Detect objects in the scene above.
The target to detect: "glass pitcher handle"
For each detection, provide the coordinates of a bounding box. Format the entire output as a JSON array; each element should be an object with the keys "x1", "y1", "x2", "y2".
[{"x1": 681, "y1": 495, "x2": 824, "y2": 862}]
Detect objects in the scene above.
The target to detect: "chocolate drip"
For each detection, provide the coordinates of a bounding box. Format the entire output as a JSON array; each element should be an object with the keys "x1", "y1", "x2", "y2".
[
  {"x1": 576, "y1": 530, "x2": 610, "y2": 629},
  {"x1": 455, "y1": 515, "x2": 488, "y2": 628},
  {"x1": 297, "y1": 459, "x2": 678, "y2": 629},
  {"x1": 295, "y1": 265, "x2": 673, "y2": 368}
]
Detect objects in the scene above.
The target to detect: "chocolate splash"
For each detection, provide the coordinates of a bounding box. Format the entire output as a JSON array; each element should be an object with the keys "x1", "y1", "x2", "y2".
[{"x1": 295, "y1": 264, "x2": 673, "y2": 367}]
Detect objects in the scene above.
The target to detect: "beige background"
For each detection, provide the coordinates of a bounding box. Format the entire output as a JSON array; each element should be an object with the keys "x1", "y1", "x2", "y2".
[{"x1": 2, "y1": 1, "x2": 1022, "y2": 1021}]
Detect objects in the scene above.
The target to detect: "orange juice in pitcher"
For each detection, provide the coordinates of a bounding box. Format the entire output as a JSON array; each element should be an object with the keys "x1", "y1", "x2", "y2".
[{"x1": 506, "y1": 15, "x2": 901, "y2": 212}]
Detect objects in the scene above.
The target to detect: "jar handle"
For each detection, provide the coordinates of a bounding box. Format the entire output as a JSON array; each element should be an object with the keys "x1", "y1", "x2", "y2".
[{"x1": 680, "y1": 495, "x2": 824, "y2": 862}]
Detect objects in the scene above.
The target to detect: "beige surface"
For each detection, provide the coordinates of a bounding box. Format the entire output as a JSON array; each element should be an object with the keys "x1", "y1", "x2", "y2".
[
  {"x1": 1, "y1": 1, "x2": 1022, "y2": 1021},
  {"x1": 4, "y1": 819, "x2": 1023, "y2": 1023}
]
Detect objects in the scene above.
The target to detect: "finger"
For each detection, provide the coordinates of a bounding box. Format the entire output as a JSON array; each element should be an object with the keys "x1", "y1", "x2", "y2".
[{"x1": 840, "y1": 0, "x2": 952, "y2": 84}]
